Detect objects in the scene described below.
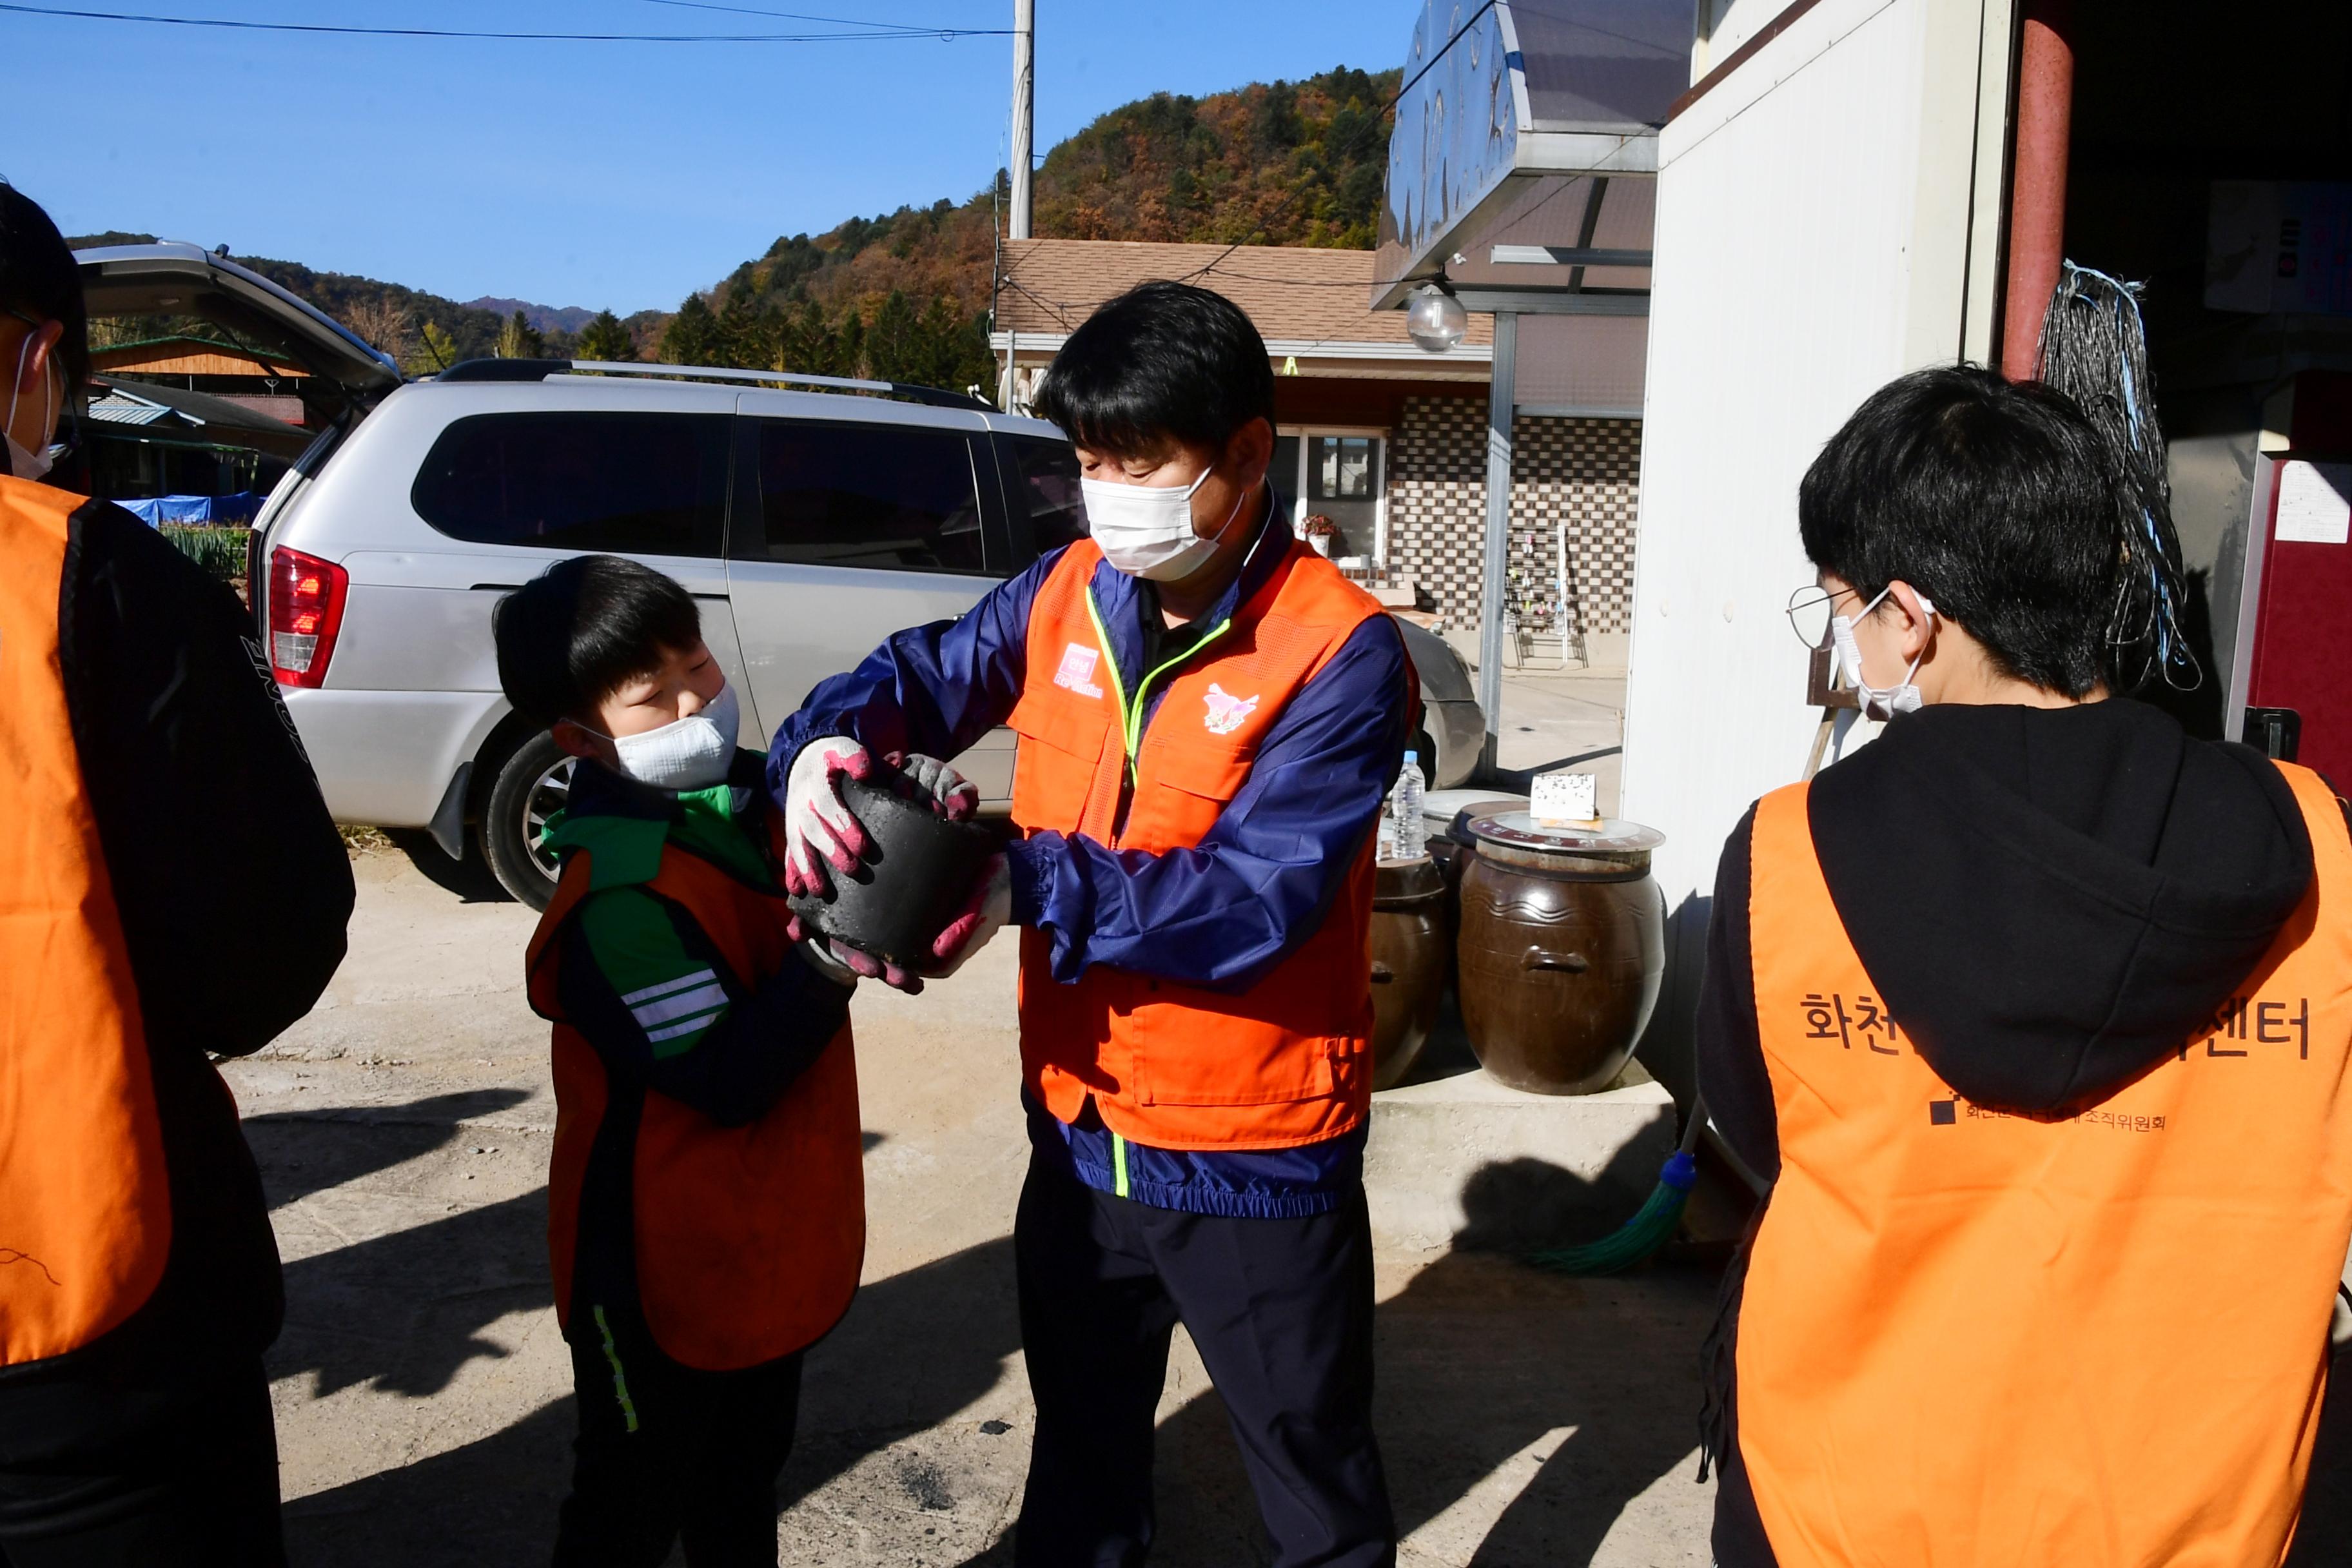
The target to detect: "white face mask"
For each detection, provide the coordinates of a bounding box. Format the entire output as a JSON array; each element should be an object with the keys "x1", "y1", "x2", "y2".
[
  {"x1": 1081, "y1": 462, "x2": 1252, "y2": 581},
  {"x1": 1830, "y1": 585, "x2": 1937, "y2": 720},
  {"x1": 5, "y1": 329, "x2": 57, "y2": 484},
  {"x1": 605, "y1": 680, "x2": 740, "y2": 791}
]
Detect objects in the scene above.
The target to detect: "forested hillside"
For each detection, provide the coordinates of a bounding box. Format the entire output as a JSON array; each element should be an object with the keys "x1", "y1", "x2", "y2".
[
  {"x1": 69, "y1": 63, "x2": 1398, "y2": 391},
  {"x1": 665, "y1": 64, "x2": 1399, "y2": 390}
]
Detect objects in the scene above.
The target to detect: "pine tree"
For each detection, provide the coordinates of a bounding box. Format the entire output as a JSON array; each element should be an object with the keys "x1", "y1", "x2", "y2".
[
  {"x1": 576, "y1": 309, "x2": 637, "y2": 362},
  {"x1": 498, "y1": 309, "x2": 545, "y2": 359},
  {"x1": 836, "y1": 309, "x2": 866, "y2": 380},
  {"x1": 775, "y1": 296, "x2": 838, "y2": 376},
  {"x1": 715, "y1": 289, "x2": 768, "y2": 370},
  {"x1": 863, "y1": 290, "x2": 921, "y2": 383},
  {"x1": 661, "y1": 294, "x2": 725, "y2": 366}
]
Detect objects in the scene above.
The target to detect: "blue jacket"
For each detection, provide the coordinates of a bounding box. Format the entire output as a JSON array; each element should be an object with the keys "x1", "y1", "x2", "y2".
[{"x1": 767, "y1": 497, "x2": 1411, "y2": 1215}]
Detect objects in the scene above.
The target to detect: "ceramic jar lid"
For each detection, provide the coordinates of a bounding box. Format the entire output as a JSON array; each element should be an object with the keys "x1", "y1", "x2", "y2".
[
  {"x1": 1465, "y1": 813, "x2": 1664, "y2": 876},
  {"x1": 1422, "y1": 789, "x2": 1527, "y2": 838}
]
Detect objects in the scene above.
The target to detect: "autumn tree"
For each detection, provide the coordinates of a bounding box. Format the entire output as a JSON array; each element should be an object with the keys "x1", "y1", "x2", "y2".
[
  {"x1": 414, "y1": 320, "x2": 460, "y2": 374},
  {"x1": 497, "y1": 310, "x2": 545, "y2": 359},
  {"x1": 342, "y1": 297, "x2": 413, "y2": 365}
]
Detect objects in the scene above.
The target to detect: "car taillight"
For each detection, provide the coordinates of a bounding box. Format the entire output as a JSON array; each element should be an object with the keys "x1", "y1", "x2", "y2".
[{"x1": 268, "y1": 546, "x2": 349, "y2": 688}]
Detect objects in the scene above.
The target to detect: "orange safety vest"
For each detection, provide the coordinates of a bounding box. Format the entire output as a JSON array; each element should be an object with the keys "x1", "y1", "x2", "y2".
[
  {"x1": 1006, "y1": 535, "x2": 1403, "y2": 1152},
  {"x1": 1739, "y1": 764, "x2": 2352, "y2": 1567},
  {"x1": 527, "y1": 842, "x2": 864, "y2": 1371},
  {"x1": 0, "y1": 477, "x2": 175, "y2": 1367}
]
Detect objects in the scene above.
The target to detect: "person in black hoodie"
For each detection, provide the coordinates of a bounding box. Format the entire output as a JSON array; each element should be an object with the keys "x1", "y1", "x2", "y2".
[
  {"x1": 1698, "y1": 366, "x2": 2352, "y2": 1568},
  {"x1": 0, "y1": 184, "x2": 353, "y2": 1565}
]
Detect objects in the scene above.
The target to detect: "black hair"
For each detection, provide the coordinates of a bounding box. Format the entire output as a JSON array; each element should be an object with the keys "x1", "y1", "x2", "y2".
[
  {"x1": 1799, "y1": 365, "x2": 2133, "y2": 699},
  {"x1": 493, "y1": 554, "x2": 701, "y2": 729},
  {"x1": 1033, "y1": 280, "x2": 1275, "y2": 458},
  {"x1": 0, "y1": 182, "x2": 91, "y2": 397}
]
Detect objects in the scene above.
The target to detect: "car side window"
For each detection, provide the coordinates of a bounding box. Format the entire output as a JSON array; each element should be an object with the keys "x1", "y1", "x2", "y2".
[
  {"x1": 1011, "y1": 435, "x2": 1086, "y2": 555},
  {"x1": 755, "y1": 420, "x2": 986, "y2": 573},
  {"x1": 410, "y1": 413, "x2": 729, "y2": 556}
]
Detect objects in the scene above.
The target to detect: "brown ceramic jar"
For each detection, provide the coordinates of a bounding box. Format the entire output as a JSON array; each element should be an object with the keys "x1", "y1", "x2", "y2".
[
  {"x1": 1454, "y1": 814, "x2": 1666, "y2": 1095},
  {"x1": 1368, "y1": 856, "x2": 1447, "y2": 1090}
]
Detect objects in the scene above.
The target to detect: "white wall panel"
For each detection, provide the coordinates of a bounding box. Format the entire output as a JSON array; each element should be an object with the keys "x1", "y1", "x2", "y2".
[{"x1": 1618, "y1": 0, "x2": 2008, "y2": 1100}]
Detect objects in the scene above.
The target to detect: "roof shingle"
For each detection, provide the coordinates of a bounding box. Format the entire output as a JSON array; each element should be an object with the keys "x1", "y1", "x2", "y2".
[{"x1": 996, "y1": 239, "x2": 1493, "y2": 350}]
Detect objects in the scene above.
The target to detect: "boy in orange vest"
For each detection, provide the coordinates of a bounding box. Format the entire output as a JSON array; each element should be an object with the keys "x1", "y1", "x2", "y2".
[
  {"x1": 498, "y1": 554, "x2": 939, "y2": 1567},
  {"x1": 770, "y1": 283, "x2": 1415, "y2": 1567}
]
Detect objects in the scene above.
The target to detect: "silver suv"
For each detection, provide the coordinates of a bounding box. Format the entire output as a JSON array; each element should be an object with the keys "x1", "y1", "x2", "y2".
[{"x1": 252, "y1": 359, "x2": 1484, "y2": 907}]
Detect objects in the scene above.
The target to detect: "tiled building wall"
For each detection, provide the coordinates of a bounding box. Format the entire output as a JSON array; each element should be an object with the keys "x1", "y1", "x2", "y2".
[{"x1": 1385, "y1": 397, "x2": 1643, "y2": 645}]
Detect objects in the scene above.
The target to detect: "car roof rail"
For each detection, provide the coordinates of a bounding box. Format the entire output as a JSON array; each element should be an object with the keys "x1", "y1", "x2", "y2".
[{"x1": 433, "y1": 357, "x2": 992, "y2": 411}]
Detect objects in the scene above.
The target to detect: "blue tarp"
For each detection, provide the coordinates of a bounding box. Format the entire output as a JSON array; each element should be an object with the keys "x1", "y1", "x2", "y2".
[{"x1": 121, "y1": 492, "x2": 263, "y2": 527}]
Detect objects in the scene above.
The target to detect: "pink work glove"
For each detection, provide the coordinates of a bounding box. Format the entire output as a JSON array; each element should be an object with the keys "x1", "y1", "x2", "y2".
[
  {"x1": 779, "y1": 736, "x2": 873, "y2": 897},
  {"x1": 924, "y1": 853, "x2": 1012, "y2": 979},
  {"x1": 784, "y1": 749, "x2": 984, "y2": 994}
]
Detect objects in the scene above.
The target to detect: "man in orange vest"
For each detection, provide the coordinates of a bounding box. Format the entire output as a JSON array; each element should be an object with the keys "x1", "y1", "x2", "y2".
[
  {"x1": 0, "y1": 183, "x2": 353, "y2": 1565},
  {"x1": 1698, "y1": 366, "x2": 2352, "y2": 1566},
  {"x1": 770, "y1": 282, "x2": 1416, "y2": 1565},
  {"x1": 497, "y1": 555, "x2": 876, "y2": 1565}
]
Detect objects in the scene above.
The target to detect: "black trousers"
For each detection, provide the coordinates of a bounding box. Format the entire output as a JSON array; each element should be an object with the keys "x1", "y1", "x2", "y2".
[
  {"x1": 552, "y1": 1305, "x2": 803, "y2": 1568},
  {"x1": 1013, "y1": 1153, "x2": 1395, "y2": 1568},
  {"x1": 0, "y1": 1353, "x2": 282, "y2": 1568}
]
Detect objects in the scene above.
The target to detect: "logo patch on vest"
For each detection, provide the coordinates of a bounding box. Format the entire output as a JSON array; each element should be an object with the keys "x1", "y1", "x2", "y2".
[
  {"x1": 1202, "y1": 683, "x2": 1259, "y2": 735},
  {"x1": 1053, "y1": 642, "x2": 1104, "y2": 700}
]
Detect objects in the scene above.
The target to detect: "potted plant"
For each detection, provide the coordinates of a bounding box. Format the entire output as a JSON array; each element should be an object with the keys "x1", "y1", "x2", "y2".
[{"x1": 1304, "y1": 514, "x2": 1339, "y2": 557}]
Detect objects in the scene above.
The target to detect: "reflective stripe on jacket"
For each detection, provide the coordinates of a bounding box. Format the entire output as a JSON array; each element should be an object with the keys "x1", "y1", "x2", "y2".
[
  {"x1": 0, "y1": 478, "x2": 172, "y2": 1366},
  {"x1": 1008, "y1": 534, "x2": 1393, "y2": 1152},
  {"x1": 527, "y1": 841, "x2": 864, "y2": 1371},
  {"x1": 1738, "y1": 763, "x2": 2352, "y2": 1567}
]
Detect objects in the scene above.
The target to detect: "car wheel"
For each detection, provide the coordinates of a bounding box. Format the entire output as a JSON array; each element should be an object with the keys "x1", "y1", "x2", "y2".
[{"x1": 482, "y1": 730, "x2": 575, "y2": 910}]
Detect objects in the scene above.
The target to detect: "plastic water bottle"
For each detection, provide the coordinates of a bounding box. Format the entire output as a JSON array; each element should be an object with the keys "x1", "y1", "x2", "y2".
[{"x1": 1389, "y1": 749, "x2": 1426, "y2": 861}]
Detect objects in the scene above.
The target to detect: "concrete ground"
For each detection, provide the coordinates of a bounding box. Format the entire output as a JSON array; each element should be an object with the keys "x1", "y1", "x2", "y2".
[
  {"x1": 230, "y1": 671, "x2": 1723, "y2": 1565},
  {"x1": 1488, "y1": 667, "x2": 1627, "y2": 818}
]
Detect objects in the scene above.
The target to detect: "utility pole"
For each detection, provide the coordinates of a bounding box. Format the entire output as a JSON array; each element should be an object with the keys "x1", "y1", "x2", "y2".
[{"x1": 1008, "y1": 0, "x2": 1034, "y2": 240}]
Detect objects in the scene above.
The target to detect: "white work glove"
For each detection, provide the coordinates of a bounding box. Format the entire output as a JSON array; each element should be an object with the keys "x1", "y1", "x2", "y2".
[
  {"x1": 888, "y1": 751, "x2": 979, "y2": 822},
  {"x1": 923, "y1": 853, "x2": 1012, "y2": 979},
  {"x1": 781, "y1": 735, "x2": 874, "y2": 897},
  {"x1": 794, "y1": 935, "x2": 861, "y2": 988}
]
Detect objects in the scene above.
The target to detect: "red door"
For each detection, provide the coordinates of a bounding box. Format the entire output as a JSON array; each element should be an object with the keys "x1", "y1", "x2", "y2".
[{"x1": 2246, "y1": 455, "x2": 2352, "y2": 789}]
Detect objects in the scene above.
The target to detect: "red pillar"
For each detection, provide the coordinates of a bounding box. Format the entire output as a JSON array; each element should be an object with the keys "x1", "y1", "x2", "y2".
[{"x1": 2001, "y1": 0, "x2": 2073, "y2": 380}]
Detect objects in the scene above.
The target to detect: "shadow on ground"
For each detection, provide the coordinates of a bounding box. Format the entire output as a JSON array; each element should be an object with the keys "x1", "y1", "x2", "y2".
[
  {"x1": 271, "y1": 1123, "x2": 1722, "y2": 1567},
  {"x1": 274, "y1": 1147, "x2": 1024, "y2": 1563},
  {"x1": 247, "y1": 1088, "x2": 533, "y2": 1211},
  {"x1": 383, "y1": 827, "x2": 516, "y2": 904},
  {"x1": 1133, "y1": 1144, "x2": 1716, "y2": 1567}
]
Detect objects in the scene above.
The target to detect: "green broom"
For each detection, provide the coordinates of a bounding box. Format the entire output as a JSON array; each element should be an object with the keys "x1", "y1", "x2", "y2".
[{"x1": 1529, "y1": 1104, "x2": 1707, "y2": 1276}]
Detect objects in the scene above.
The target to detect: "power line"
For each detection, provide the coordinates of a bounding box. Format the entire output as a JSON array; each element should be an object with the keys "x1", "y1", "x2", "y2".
[
  {"x1": 633, "y1": 0, "x2": 1004, "y2": 35},
  {"x1": 0, "y1": 1, "x2": 1006, "y2": 41}
]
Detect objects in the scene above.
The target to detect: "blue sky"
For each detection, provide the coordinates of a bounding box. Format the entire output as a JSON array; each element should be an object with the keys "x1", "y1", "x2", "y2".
[{"x1": 3, "y1": 1, "x2": 1418, "y2": 313}]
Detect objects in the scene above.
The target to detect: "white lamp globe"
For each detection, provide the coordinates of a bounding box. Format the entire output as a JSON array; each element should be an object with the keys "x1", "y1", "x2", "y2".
[{"x1": 1407, "y1": 284, "x2": 1469, "y2": 353}]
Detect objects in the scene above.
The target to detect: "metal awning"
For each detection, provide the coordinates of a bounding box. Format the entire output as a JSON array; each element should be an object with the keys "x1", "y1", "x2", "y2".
[
  {"x1": 86, "y1": 388, "x2": 182, "y2": 428},
  {"x1": 1372, "y1": 0, "x2": 1692, "y2": 309}
]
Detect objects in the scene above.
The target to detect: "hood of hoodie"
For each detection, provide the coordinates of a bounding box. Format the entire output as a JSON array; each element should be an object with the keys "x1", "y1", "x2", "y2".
[{"x1": 1808, "y1": 698, "x2": 2317, "y2": 1114}]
